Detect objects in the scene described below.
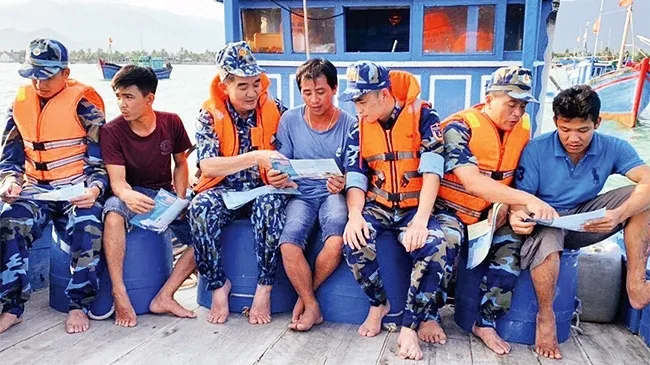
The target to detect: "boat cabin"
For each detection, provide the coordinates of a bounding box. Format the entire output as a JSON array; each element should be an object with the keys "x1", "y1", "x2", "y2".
[{"x1": 216, "y1": 0, "x2": 558, "y2": 135}]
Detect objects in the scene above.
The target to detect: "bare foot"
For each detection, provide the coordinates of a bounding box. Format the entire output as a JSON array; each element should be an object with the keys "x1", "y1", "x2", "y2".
[
  {"x1": 358, "y1": 301, "x2": 390, "y2": 337},
  {"x1": 292, "y1": 297, "x2": 304, "y2": 323},
  {"x1": 207, "y1": 279, "x2": 231, "y2": 324},
  {"x1": 249, "y1": 285, "x2": 272, "y2": 325},
  {"x1": 472, "y1": 324, "x2": 510, "y2": 354},
  {"x1": 113, "y1": 291, "x2": 137, "y2": 327},
  {"x1": 149, "y1": 293, "x2": 197, "y2": 319},
  {"x1": 0, "y1": 312, "x2": 22, "y2": 334},
  {"x1": 397, "y1": 327, "x2": 423, "y2": 360},
  {"x1": 418, "y1": 320, "x2": 447, "y2": 344},
  {"x1": 289, "y1": 304, "x2": 323, "y2": 332},
  {"x1": 65, "y1": 309, "x2": 90, "y2": 334},
  {"x1": 535, "y1": 312, "x2": 562, "y2": 359},
  {"x1": 627, "y1": 279, "x2": 650, "y2": 309}
]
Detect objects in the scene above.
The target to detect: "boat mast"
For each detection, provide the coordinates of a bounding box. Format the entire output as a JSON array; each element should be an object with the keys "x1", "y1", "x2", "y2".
[
  {"x1": 302, "y1": 0, "x2": 310, "y2": 58},
  {"x1": 617, "y1": 4, "x2": 633, "y2": 69},
  {"x1": 592, "y1": 0, "x2": 604, "y2": 56}
]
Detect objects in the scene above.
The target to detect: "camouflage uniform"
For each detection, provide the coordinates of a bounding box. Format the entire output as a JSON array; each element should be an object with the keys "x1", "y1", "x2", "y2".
[
  {"x1": 189, "y1": 42, "x2": 289, "y2": 291},
  {"x1": 341, "y1": 61, "x2": 453, "y2": 329},
  {"x1": 436, "y1": 66, "x2": 538, "y2": 328},
  {"x1": 0, "y1": 39, "x2": 106, "y2": 317}
]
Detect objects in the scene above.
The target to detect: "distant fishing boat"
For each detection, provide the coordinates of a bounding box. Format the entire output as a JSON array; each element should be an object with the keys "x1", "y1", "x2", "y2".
[
  {"x1": 588, "y1": 57, "x2": 650, "y2": 128},
  {"x1": 97, "y1": 56, "x2": 173, "y2": 80}
]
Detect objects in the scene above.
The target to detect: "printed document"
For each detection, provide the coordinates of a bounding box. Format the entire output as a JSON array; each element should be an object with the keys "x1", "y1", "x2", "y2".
[{"x1": 270, "y1": 158, "x2": 343, "y2": 179}]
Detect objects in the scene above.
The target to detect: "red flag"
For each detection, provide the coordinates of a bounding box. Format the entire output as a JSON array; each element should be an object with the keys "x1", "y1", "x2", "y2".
[
  {"x1": 592, "y1": 17, "x2": 601, "y2": 34},
  {"x1": 619, "y1": 0, "x2": 633, "y2": 7}
]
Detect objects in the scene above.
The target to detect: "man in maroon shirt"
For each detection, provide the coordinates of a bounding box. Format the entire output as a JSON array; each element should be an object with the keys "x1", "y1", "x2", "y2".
[{"x1": 100, "y1": 65, "x2": 196, "y2": 327}]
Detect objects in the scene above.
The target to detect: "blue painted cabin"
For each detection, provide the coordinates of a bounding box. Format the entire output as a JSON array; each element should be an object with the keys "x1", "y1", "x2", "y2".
[{"x1": 216, "y1": 0, "x2": 557, "y2": 136}]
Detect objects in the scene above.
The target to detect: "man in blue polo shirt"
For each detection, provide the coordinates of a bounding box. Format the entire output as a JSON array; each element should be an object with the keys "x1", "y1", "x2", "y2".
[{"x1": 509, "y1": 85, "x2": 650, "y2": 360}]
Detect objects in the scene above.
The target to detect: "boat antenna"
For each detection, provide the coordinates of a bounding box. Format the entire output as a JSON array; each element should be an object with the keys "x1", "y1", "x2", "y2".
[
  {"x1": 592, "y1": 0, "x2": 604, "y2": 56},
  {"x1": 302, "y1": 0, "x2": 310, "y2": 59},
  {"x1": 617, "y1": 3, "x2": 633, "y2": 69}
]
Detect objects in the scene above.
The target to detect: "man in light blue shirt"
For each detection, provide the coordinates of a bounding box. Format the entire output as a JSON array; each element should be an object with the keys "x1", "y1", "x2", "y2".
[
  {"x1": 509, "y1": 85, "x2": 650, "y2": 359},
  {"x1": 266, "y1": 59, "x2": 355, "y2": 332}
]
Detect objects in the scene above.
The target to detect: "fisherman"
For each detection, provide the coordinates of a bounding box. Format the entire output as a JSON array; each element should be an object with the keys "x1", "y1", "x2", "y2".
[
  {"x1": 0, "y1": 38, "x2": 107, "y2": 334},
  {"x1": 511, "y1": 84, "x2": 650, "y2": 359},
  {"x1": 435, "y1": 66, "x2": 557, "y2": 354},
  {"x1": 341, "y1": 60, "x2": 452, "y2": 361},
  {"x1": 189, "y1": 41, "x2": 288, "y2": 325},
  {"x1": 269, "y1": 58, "x2": 355, "y2": 331},
  {"x1": 100, "y1": 65, "x2": 196, "y2": 328}
]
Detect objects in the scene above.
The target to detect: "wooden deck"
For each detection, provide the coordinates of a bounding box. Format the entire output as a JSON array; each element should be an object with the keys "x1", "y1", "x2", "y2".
[{"x1": 1, "y1": 288, "x2": 649, "y2": 365}]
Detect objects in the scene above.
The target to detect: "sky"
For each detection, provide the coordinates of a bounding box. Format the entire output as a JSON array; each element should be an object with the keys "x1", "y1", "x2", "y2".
[{"x1": 0, "y1": 0, "x2": 224, "y2": 20}]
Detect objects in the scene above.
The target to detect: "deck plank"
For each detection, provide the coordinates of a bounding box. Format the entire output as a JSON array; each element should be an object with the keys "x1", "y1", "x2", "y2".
[
  {"x1": 573, "y1": 322, "x2": 650, "y2": 365},
  {"x1": 0, "y1": 289, "x2": 198, "y2": 365},
  {"x1": 0, "y1": 290, "x2": 64, "y2": 352},
  {"x1": 256, "y1": 320, "x2": 388, "y2": 365},
  {"x1": 112, "y1": 307, "x2": 291, "y2": 365},
  {"x1": 2, "y1": 288, "x2": 649, "y2": 365}
]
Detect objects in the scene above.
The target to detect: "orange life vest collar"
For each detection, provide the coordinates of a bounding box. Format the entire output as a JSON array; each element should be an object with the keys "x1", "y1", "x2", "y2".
[
  {"x1": 193, "y1": 73, "x2": 281, "y2": 193},
  {"x1": 360, "y1": 71, "x2": 428, "y2": 209},
  {"x1": 12, "y1": 79, "x2": 105, "y2": 184},
  {"x1": 438, "y1": 104, "x2": 530, "y2": 224}
]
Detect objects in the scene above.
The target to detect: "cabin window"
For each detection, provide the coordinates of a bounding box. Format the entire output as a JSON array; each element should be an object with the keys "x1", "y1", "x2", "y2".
[
  {"x1": 423, "y1": 5, "x2": 495, "y2": 54},
  {"x1": 291, "y1": 8, "x2": 336, "y2": 54},
  {"x1": 505, "y1": 4, "x2": 525, "y2": 51},
  {"x1": 241, "y1": 8, "x2": 284, "y2": 53},
  {"x1": 345, "y1": 7, "x2": 410, "y2": 53}
]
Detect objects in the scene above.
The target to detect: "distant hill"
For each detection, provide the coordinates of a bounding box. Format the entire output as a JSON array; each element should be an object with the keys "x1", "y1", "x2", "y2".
[{"x1": 0, "y1": 0, "x2": 225, "y2": 52}]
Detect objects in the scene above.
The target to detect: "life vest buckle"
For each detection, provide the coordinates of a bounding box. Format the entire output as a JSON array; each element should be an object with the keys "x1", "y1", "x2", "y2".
[
  {"x1": 34, "y1": 162, "x2": 49, "y2": 171},
  {"x1": 31, "y1": 142, "x2": 46, "y2": 151},
  {"x1": 387, "y1": 192, "x2": 400, "y2": 202},
  {"x1": 385, "y1": 152, "x2": 398, "y2": 161},
  {"x1": 491, "y1": 171, "x2": 504, "y2": 180}
]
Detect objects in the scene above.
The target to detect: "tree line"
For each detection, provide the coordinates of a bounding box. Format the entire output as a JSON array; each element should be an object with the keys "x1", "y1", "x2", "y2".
[{"x1": 0, "y1": 48, "x2": 217, "y2": 64}]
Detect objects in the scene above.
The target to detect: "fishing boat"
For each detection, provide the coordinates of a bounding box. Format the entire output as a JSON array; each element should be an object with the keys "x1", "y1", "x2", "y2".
[
  {"x1": 97, "y1": 56, "x2": 173, "y2": 80},
  {"x1": 219, "y1": 0, "x2": 560, "y2": 136},
  {"x1": 550, "y1": 1, "x2": 649, "y2": 127}
]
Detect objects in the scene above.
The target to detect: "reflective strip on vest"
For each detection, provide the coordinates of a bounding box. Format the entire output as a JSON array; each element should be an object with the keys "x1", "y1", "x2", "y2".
[
  {"x1": 24, "y1": 137, "x2": 85, "y2": 151},
  {"x1": 27, "y1": 153, "x2": 85, "y2": 171},
  {"x1": 368, "y1": 186, "x2": 420, "y2": 203},
  {"x1": 478, "y1": 168, "x2": 515, "y2": 180},
  {"x1": 26, "y1": 173, "x2": 86, "y2": 187},
  {"x1": 440, "y1": 178, "x2": 470, "y2": 194},
  {"x1": 365, "y1": 151, "x2": 420, "y2": 163},
  {"x1": 436, "y1": 197, "x2": 482, "y2": 219}
]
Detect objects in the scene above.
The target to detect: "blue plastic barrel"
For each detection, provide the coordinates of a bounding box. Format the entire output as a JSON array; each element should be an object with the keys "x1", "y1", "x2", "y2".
[
  {"x1": 454, "y1": 249, "x2": 579, "y2": 345},
  {"x1": 305, "y1": 229, "x2": 412, "y2": 325},
  {"x1": 50, "y1": 227, "x2": 173, "y2": 315},
  {"x1": 197, "y1": 220, "x2": 297, "y2": 313},
  {"x1": 638, "y1": 304, "x2": 650, "y2": 346}
]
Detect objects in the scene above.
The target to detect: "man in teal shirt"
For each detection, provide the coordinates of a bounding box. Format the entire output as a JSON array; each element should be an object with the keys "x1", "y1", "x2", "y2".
[{"x1": 509, "y1": 85, "x2": 650, "y2": 359}]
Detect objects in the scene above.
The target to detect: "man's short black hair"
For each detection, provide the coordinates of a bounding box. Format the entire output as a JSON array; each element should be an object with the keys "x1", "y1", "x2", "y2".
[
  {"x1": 552, "y1": 84, "x2": 601, "y2": 123},
  {"x1": 295, "y1": 58, "x2": 338, "y2": 91},
  {"x1": 111, "y1": 65, "x2": 158, "y2": 96}
]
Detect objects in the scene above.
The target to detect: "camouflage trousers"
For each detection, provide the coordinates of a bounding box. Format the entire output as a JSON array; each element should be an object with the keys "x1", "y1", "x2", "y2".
[
  {"x1": 0, "y1": 199, "x2": 103, "y2": 317},
  {"x1": 189, "y1": 188, "x2": 288, "y2": 290},
  {"x1": 343, "y1": 203, "x2": 454, "y2": 330},
  {"x1": 437, "y1": 211, "x2": 522, "y2": 328}
]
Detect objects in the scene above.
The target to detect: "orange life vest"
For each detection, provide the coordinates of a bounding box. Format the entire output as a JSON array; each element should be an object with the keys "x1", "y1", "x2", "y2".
[
  {"x1": 193, "y1": 73, "x2": 281, "y2": 193},
  {"x1": 360, "y1": 70, "x2": 428, "y2": 209},
  {"x1": 437, "y1": 105, "x2": 530, "y2": 224},
  {"x1": 12, "y1": 79, "x2": 105, "y2": 184}
]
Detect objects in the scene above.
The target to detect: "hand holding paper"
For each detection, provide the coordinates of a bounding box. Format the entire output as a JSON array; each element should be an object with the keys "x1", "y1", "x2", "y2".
[
  {"x1": 131, "y1": 189, "x2": 189, "y2": 233},
  {"x1": 524, "y1": 208, "x2": 606, "y2": 232}
]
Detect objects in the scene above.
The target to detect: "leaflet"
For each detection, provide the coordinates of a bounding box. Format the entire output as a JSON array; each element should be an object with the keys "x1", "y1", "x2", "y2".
[
  {"x1": 525, "y1": 208, "x2": 606, "y2": 232},
  {"x1": 14, "y1": 183, "x2": 86, "y2": 201},
  {"x1": 131, "y1": 189, "x2": 189, "y2": 233},
  {"x1": 270, "y1": 158, "x2": 342, "y2": 179},
  {"x1": 466, "y1": 203, "x2": 504, "y2": 269},
  {"x1": 220, "y1": 185, "x2": 301, "y2": 210}
]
